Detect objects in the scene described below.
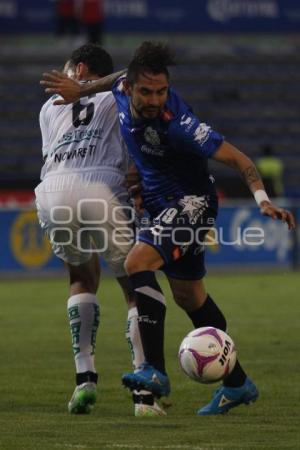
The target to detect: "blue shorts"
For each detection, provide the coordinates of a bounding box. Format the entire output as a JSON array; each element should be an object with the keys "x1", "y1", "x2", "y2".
[{"x1": 137, "y1": 194, "x2": 218, "y2": 280}]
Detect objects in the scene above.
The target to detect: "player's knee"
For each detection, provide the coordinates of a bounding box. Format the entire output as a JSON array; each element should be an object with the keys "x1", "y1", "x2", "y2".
[
  {"x1": 124, "y1": 256, "x2": 141, "y2": 275},
  {"x1": 124, "y1": 254, "x2": 151, "y2": 275},
  {"x1": 124, "y1": 242, "x2": 163, "y2": 275},
  {"x1": 69, "y1": 269, "x2": 99, "y2": 293}
]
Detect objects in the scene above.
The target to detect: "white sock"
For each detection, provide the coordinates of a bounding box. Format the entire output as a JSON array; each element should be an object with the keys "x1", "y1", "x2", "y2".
[
  {"x1": 126, "y1": 307, "x2": 154, "y2": 402},
  {"x1": 126, "y1": 306, "x2": 146, "y2": 370},
  {"x1": 67, "y1": 293, "x2": 100, "y2": 374}
]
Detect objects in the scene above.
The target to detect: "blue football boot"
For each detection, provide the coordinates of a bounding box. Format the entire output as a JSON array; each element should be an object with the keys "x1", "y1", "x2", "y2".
[
  {"x1": 122, "y1": 363, "x2": 170, "y2": 398},
  {"x1": 197, "y1": 377, "x2": 259, "y2": 415}
]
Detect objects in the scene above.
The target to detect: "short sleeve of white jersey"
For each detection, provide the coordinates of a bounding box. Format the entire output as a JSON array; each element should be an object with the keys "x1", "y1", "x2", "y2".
[{"x1": 39, "y1": 100, "x2": 52, "y2": 160}]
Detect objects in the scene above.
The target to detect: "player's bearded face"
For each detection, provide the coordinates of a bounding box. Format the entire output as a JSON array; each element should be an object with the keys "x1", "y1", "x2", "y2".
[{"x1": 130, "y1": 72, "x2": 169, "y2": 119}]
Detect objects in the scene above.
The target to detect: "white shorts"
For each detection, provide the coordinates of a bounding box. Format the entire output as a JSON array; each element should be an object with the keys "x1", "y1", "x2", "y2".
[{"x1": 35, "y1": 170, "x2": 134, "y2": 277}]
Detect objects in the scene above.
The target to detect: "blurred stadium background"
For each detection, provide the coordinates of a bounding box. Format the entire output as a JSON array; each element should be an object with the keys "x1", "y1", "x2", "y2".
[{"x1": 0, "y1": 0, "x2": 299, "y2": 277}]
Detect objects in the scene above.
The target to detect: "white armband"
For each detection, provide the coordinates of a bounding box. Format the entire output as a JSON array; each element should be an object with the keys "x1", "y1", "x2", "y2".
[{"x1": 254, "y1": 190, "x2": 270, "y2": 206}]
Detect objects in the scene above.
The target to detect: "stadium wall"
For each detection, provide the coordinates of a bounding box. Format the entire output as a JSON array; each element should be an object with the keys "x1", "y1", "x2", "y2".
[
  {"x1": 1, "y1": 0, "x2": 300, "y2": 33},
  {"x1": 0, "y1": 203, "x2": 298, "y2": 277}
]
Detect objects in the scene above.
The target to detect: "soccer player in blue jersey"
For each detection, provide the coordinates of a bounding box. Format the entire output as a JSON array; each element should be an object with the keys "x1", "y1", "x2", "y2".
[{"x1": 41, "y1": 42, "x2": 295, "y2": 415}]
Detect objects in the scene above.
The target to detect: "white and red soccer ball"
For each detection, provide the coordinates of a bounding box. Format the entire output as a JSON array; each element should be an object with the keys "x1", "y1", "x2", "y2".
[{"x1": 178, "y1": 327, "x2": 237, "y2": 384}]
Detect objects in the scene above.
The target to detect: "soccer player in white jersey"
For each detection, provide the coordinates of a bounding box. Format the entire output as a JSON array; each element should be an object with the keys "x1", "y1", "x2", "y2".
[{"x1": 35, "y1": 44, "x2": 166, "y2": 416}]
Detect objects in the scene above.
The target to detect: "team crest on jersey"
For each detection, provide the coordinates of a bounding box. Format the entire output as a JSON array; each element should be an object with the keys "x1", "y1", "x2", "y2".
[
  {"x1": 179, "y1": 195, "x2": 208, "y2": 224},
  {"x1": 144, "y1": 127, "x2": 160, "y2": 146}
]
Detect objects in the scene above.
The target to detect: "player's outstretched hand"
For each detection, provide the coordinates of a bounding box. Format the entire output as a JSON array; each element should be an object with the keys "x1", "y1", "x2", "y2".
[
  {"x1": 40, "y1": 71, "x2": 81, "y2": 105},
  {"x1": 260, "y1": 201, "x2": 296, "y2": 230}
]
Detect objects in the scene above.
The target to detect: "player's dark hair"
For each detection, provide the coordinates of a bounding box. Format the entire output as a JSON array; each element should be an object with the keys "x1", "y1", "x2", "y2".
[
  {"x1": 127, "y1": 41, "x2": 176, "y2": 85},
  {"x1": 70, "y1": 43, "x2": 114, "y2": 77}
]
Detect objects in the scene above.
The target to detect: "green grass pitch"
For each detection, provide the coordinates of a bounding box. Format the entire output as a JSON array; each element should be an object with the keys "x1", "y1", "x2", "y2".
[{"x1": 0, "y1": 272, "x2": 299, "y2": 450}]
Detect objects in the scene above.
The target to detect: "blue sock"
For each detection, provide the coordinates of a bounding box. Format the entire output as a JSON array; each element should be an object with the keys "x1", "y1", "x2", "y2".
[{"x1": 187, "y1": 294, "x2": 246, "y2": 387}]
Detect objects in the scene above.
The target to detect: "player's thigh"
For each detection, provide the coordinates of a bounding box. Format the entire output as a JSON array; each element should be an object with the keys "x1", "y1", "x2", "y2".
[
  {"x1": 104, "y1": 186, "x2": 135, "y2": 257},
  {"x1": 36, "y1": 189, "x2": 94, "y2": 266},
  {"x1": 86, "y1": 184, "x2": 135, "y2": 277},
  {"x1": 167, "y1": 276, "x2": 207, "y2": 311},
  {"x1": 137, "y1": 195, "x2": 216, "y2": 273},
  {"x1": 35, "y1": 187, "x2": 74, "y2": 227}
]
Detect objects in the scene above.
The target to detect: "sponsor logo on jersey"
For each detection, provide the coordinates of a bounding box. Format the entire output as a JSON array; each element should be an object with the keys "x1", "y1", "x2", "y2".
[
  {"x1": 144, "y1": 126, "x2": 161, "y2": 146},
  {"x1": 194, "y1": 123, "x2": 211, "y2": 145},
  {"x1": 141, "y1": 145, "x2": 164, "y2": 157},
  {"x1": 53, "y1": 145, "x2": 96, "y2": 163},
  {"x1": 180, "y1": 114, "x2": 197, "y2": 132},
  {"x1": 180, "y1": 114, "x2": 193, "y2": 127},
  {"x1": 56, "y1": 128, "x2": 102, "y2": 147},
  {"x1": 179, "y1": 195, "x2": 208, "y2": 224}
]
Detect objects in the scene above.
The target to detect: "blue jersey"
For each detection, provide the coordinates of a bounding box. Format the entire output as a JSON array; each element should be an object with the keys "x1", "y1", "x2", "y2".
[{"x1": 112, "y1": 77, "x2": 224, "y2": 216}]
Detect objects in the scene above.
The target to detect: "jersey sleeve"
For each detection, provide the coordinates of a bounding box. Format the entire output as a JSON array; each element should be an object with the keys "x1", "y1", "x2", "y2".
[
  {"x1": 39, "y1": 103, "x2": 51, "y2": 160},
  {"x1": 112, "y1": 75, "x2": 127, "y2": 104},
  {"x1": 112, "y1": 75, "x2": 131, "y2": 127},
  {"x1": 169, "y1": 108, "x2": 224, "y2": 158}
]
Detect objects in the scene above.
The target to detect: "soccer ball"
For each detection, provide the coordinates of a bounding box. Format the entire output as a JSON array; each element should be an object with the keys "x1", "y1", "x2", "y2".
[{"x1": 178, "y1": 327, "x2": 237, "y2": 384}]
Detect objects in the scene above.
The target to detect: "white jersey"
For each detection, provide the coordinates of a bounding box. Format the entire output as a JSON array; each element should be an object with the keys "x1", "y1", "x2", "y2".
[
  {"x1": 39, "y1": 89, "x2": 129, "y2": 181},
  {"x1": 36, "y1": 88, "x2": 133, "y2": 275}
]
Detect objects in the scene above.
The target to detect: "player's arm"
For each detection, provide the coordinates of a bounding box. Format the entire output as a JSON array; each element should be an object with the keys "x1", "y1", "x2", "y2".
[
  {"x1": 40, "y1": 69, "x2": 126, "y2": 105},
  {"x1": 212, "y1": 141, "x2": 295, "y2": 229}
]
